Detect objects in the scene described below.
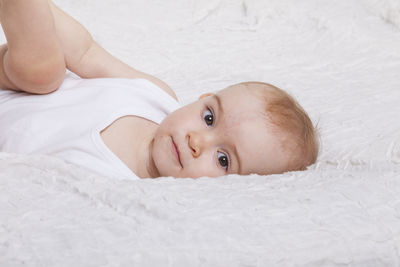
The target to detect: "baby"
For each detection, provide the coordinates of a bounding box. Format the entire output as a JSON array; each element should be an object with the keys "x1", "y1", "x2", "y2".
[{"x1": 0, "y1": 0, "x2": 318, "y2": 179}]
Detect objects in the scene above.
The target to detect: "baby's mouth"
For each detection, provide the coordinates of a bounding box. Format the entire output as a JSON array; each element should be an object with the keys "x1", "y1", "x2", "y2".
[{"x1": 171, "y1": 137, "x2": 182, "y2": 167}]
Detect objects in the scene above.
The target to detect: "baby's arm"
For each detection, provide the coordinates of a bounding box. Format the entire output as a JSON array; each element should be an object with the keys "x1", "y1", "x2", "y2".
[
  {"x1": 48, "y1": 1, "x2": 178, "y2": 100},
  {"x1": 0, "y1": 0, "x2": 66, "y2": 94},
  {"x1": 0, "y1": 0, "x2": 177, "y2": 100}
]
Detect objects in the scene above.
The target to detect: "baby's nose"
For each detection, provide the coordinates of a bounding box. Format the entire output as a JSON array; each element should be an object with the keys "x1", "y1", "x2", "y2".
[{"x1": 187, "y1": 131, "x2": 214, "y2": 158}]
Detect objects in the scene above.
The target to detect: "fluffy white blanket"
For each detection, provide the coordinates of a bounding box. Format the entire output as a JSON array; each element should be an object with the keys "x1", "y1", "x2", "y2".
[{"x1": 1, "y1": 0, "x2": 399, "y2": 266}]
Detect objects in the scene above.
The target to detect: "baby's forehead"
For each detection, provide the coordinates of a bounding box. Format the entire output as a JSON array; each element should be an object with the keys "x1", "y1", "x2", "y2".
[
  {"x1": 218, "y1": 82, "x2": 273, "y2": 103},
  {"x1": 216, "y1": 84, "x2": 282, "y2": 139},
  {"x1": 217, "y1": 86, "x2": 267, "y2": 115},
  {"x1": 216, "y1": 96, "x2": 270, "y2": 133},
  {"x1": 222, "y1": 111, "x2": 285, "y2": 175}
]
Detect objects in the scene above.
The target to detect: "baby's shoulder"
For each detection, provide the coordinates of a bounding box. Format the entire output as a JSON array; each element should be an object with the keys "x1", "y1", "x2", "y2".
[{"x1": 142, "y1": 75, "x2": 178, "y2": 102}]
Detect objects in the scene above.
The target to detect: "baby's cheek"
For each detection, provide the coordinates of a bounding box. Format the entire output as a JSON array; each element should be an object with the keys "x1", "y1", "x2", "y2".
[{"x1": 180, "y1": 162, "x2": 221, "y2": 178}]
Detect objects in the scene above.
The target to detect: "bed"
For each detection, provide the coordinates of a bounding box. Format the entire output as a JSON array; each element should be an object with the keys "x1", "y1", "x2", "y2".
[{"x1": 1, "y1": 0, "x2": 400, "y2": 266}]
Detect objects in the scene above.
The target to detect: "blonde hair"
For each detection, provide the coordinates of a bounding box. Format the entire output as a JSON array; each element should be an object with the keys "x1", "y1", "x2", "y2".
[{"x1": 239, "y1": 81, "x2": 319, "y2": 172}]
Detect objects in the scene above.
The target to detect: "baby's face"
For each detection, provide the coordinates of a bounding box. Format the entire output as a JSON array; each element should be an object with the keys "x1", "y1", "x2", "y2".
[{"x1": 152, "y1": 84, "x2": 290, "y2": 178}]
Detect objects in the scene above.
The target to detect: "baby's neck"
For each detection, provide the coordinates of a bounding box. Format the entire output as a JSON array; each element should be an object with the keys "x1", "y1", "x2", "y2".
[
  {"x1": 99, "y1": 115, "x2": 159, "y2": 178},
  {"x1": 135, "y1": 137, "x2": 159, "y2": 178},
  {"x1": 131, "y1": 127, "x2": 160, "y2": 179}
]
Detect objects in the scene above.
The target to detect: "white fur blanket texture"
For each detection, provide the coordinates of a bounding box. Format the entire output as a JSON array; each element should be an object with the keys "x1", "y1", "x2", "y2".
[{"x1": 1, "y1": 0, "x2": 400, "y2": 266}]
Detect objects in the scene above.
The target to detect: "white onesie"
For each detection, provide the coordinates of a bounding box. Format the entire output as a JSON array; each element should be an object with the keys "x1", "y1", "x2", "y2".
[{"x1": 0, "y1": 73, "x2": 181, "y2": 179}]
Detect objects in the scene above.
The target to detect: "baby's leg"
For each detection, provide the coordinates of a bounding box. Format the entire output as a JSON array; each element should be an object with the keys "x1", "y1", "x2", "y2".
[{"x1": 0, "y1": 0, "x2": 66, "y2": 94}]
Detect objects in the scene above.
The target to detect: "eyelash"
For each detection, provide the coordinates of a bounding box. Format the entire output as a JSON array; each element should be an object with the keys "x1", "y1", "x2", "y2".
[{"x1": 203, "y1": 106, "x2": 230, "y2": 171}]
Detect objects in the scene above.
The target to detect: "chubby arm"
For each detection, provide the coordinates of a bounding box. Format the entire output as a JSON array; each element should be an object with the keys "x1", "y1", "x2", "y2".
[
  {"x1": 0, "y1": 0, "x2": 66, "y2": 94},
  {"x1": 49, "y1": 1, "x2": 178, "y2": 100}
]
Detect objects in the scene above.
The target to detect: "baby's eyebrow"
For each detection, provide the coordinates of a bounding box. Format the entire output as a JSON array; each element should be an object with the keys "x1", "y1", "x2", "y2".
[
  {"x1": 232, "y1": 144, "x2": 242, "y2": 174},
  {"x1": 212, "y1": 94, "x2": 242, "y2": 174},
  {"x1": 212, "y1": 94, "x2": 224, "y2": 115}
]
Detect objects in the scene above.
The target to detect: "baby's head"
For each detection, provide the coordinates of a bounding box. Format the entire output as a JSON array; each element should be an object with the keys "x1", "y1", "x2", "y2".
[{"x1": 151, "y1": 82, "x2": 319, "y2": 178}]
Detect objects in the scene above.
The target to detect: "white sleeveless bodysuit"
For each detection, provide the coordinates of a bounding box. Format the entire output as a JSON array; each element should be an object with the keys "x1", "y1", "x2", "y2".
[{"x1": 0, "y1": 74, "x2": 181, "y2": 179}]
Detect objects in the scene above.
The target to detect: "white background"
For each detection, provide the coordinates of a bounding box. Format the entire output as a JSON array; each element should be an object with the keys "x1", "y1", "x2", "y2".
[{"x1": 1, "y1": 0, "x2": 400, "y2": 266}]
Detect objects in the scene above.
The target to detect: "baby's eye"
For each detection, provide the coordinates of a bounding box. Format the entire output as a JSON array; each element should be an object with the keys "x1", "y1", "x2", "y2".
[
  {"x1": 217, "y1": 151, "x2": 229, "y2": 170},
  {"x1": 203, "y1": 108, "x2": 214, "y2": 126}
]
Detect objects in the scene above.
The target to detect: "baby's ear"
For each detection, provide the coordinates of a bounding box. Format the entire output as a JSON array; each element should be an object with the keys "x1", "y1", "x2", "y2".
[{"x1": 199, "y1": 93, "x2": 214, "y2": 100}]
